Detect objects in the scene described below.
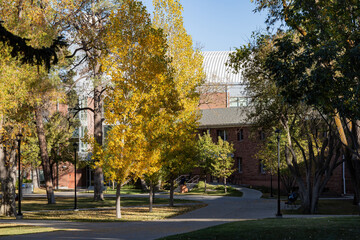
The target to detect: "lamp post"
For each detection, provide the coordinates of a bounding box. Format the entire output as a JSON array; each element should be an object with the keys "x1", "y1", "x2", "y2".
[
  {"x1": 16, "y1": 133, "x2": 23, "y2": 219},
  {"x1": 270, "y1": 171, "x2": 273, "y2": 198},
  {"x1": 275, "y1": 129, "x2": 282, "y2": 217},
  {"x1": 73, "y1": 142, "x2": 78, "y2": 211},
  {"x1": 268, "y1": 141, "x2": 274, "y2": 198}
]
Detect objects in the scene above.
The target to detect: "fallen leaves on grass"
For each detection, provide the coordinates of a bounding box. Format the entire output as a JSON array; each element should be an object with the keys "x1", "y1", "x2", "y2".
[{"x1": 20, "y1": 204, "x2": 207, "y2": 222}]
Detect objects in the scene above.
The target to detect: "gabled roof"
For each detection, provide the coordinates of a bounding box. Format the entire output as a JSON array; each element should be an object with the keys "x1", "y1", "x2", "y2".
[
  {"x1": 202, "y1": 51, "x2": 243, "y2": 84},
  {"x1": 199, "y1": 107, "x2": 249, "y2": 128}
]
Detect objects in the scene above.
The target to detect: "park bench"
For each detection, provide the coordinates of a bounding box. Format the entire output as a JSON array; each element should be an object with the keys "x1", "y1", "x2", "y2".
[{"x1": 285, "y1": 191, "x2": 298, "y2": 209}]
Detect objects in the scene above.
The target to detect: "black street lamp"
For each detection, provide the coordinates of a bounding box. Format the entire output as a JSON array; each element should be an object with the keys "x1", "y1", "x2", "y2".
[
  {"x1": 16, "y1": 133, "x2": 23, "y2": 219},
  {"x1": 268, "y1": 141, "x2": 274, "y2": 198},
  {"x1": 73, "y1": 142, "x2": 78, "y2": 211},
  {"x1": 275, "y1": 129, "x2": 282, "y2": 218},
  {"x1": 270, "y1": 171, "x2": 273, "y2": 198}
]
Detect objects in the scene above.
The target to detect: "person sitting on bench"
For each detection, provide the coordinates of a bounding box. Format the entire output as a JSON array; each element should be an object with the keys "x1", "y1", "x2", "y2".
[{"x1": 286, "y1": 188, "x2": 298, "y2": 205}]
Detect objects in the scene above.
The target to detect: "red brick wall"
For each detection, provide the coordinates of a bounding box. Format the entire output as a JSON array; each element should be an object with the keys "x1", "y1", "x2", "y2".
[
  {"x1": 198, "y1": 126, "x2": 352, "y2": 195},
  {"x1": 54, "y1": 162, "x2": 85, "y2": 189},
  {"x1": 199, "y1": 92, "x2": 228, "y2": 109}
]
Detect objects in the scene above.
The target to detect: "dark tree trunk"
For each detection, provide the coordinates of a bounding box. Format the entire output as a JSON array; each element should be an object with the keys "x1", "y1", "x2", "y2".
[
  {"x1": 93, "y1": 85, "x2": 104, "y2": 201},
  {"x1": 0, "y1": 143, "x2": 17, "y2": 217},
  {"x1": 204, "y1": 176, "x2": 207, "y2": 193},
  {"x1": 169, "y1": 177, "x2": 174, "y2": 207},
  {"x1": 35, "y1": 107, "x2": 55, "y2": 204},
  {"x1": 149, "y1": 181, "x2": 153, "y2": 212},
  {"x1": 347, "y1": 156, "x2": 360, "y2": 205}
]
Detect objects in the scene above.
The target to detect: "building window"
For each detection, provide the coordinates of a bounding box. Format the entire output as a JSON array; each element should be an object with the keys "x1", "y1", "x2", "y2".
[
  {"x1": 237, "y1": 157, "x2": 242, "y2": 173},
  {"x1": 103, "y1": 125, "x2": 113, "y2": 141},
  {"x1": 217, "y1": 130, "x2": 227, "y2": 141},
  {"x1": 259, "y1": 131, "x2": 266, "y2": 140},
  {"x1": 237, "y1": 129, "x2": 244, "y2": 141},
  {"x1": 259, "y1": 160, "x2": 266, "y2": 174},
  {"x1": 229, "y1": 97, "x2": 250, "y2": 107}
]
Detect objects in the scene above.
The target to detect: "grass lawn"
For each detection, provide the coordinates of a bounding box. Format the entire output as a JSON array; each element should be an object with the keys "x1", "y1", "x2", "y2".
[
  {"x1": 0, "y1": 223, "x2": 61, "y2": 236},
  {"x1": 15, "y1": 196, "x2": 197, "y2": 211},
  {"x1": 19, "y1": 204, "x2": 206, "y2": 222},
  {"x1": 283, "y1": 199, "x2": 360, "y2": 215},
  {"x1": 34, "y1": 185, "x2": 147, "y2": 195},
  {"x1": 182, "y1": 184, "x2": 243, "y2": 197},
  {"x1": 159, "y1": 217, "x2": 360, "y2": 240},
  {"x1": 0, "y1": 196, "x2": 206, "y2": 222}
]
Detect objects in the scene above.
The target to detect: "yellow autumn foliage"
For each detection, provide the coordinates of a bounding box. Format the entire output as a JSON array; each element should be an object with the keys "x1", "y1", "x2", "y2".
[{"x1": 98, "y1": 0, "x2": 178, "y2": 185}]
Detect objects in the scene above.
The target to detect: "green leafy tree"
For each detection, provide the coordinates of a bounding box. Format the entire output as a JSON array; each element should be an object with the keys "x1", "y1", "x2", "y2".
[
  {"x1": 153, "y1": 0, "x2": 205, "y2": 207},
  {"x1": 251, "y1": 0, "x2": 360, "y2": 205},
  {"x1": 228, "y1": 33, "x2": 343, "y2": 213},
  {"x1": 196, "y1": 132, "x2": 217, "y2": 192},
  {"x1": 22, "y1": 111, "x2": 79, "y2": 190},
  {"x1": 0, "y1": 43, "x2": 34, "y2": 217},
  {"x1": 210, "y1": 138, "x2": 235, "y2": 193}
]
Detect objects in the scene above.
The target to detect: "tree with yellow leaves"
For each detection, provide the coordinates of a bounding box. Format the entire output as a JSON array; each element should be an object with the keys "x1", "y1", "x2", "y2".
[
  {"x1": 99, "y1": 0, "x2": 179, "y2": 218},
  {"x1": 0, "y1": 0, "x2": 83, "y2": 205},
  {"x1": 0, "y1": 43, "x2": 36, "y2": 217},
  {"x1": 152, "y1": 0, "x2": 205, "y2": 206}
]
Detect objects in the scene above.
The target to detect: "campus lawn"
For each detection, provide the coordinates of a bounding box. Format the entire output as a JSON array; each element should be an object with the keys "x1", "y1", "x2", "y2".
[
  {"x1": 0, "y1": 197, "x2": 205, "y2": 222},
  {"x1": 283, "y1": 199, "x2": 360, "y2": 215},
  {"x1": 0, "y1": 223, "x2": 61, "y2": 236},
  {"x1": 182, "y1": 183, "x2": 243, "y2": 197},
  {"x1": 13, "y1": 196, "x2": 199, "y2": 211},
  {"x1": 19, "y1": 204, "x2": 206, "y2": 222},
  {"x1": 159, "y1": 217, "x2": 360, "y2": 240}
]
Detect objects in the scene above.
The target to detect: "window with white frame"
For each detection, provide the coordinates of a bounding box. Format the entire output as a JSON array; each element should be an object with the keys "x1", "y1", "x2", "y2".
[
  {"x1": 259, "y1": 130, "x2": 266, "y2": 140},
  {"x1": 229, "y1": 97, "x2": 250, "y2": 107},
  {"x1": 237, "y1": 157, "x2": 242, "y2": 173},
  {"x1": 79, "y1": 126, "x2": 88, "y2": 152},
  {"x1": 259, "y1": 160, "x2": 266, "y2": 174},
  {"x1": 217, "y1": 130, "x2": 227, "y2": 141},
  {"x1": 237, "y1": 129, "x2": 244, "y2": 141}
]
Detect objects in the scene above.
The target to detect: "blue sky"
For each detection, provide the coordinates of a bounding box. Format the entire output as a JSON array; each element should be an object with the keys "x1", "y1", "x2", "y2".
[{"x1": 141, "y1": 0, "x2": 269, "y2": 51}]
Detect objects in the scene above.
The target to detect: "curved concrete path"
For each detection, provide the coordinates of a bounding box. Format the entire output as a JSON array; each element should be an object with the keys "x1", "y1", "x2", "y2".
[{"x1": 0, "y1": 186, "x2": 321, "y2": 240}]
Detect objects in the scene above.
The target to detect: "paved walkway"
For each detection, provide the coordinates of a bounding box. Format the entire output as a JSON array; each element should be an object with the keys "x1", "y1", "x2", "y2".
[{"x1": 0, "y1": 186, "x2": 353, "y2": 240}]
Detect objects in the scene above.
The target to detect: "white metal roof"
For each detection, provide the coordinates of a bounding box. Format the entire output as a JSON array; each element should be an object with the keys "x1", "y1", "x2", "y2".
[{"x1": 202, "y1": 51, "x2": 243, "y2": 84}]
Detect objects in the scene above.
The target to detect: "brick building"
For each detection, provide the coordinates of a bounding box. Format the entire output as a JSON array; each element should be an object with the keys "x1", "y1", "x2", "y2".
[
  {"x1": 197, "y1": 51, "x2": 350, "y2": 195},
  {"x1": 51, "y1": 51, "x2": 350, "y2": 196}
]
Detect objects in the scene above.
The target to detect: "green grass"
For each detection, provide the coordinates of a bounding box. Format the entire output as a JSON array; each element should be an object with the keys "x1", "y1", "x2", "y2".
[
  {"x1": 159, "y1": 217, "x2": 360, "y2": 240},
  {"x1": 16, "y1": 196, "x2": 198, "y2": 211},
  {"x1": 79, "y1": 185, "x2": 147, "y2": 195},
  {"x1": 283, "y1": 199, "x2": 360, "y2": 215},
  {"x1": 184, "y1": 183, "x2": 243, "y2": 197},
  {"x1": 0, "y1": 223, "x2": 61, "y2": 236}
]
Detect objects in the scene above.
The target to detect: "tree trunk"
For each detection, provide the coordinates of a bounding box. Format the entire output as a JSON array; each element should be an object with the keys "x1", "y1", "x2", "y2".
[
  {"x1": 93, "y1": 85, "x2": 104, "y2": 201},
  {"x1": 204, "y1": 176, "x2": 207, "y2": 193},
  {"x1": 310, "y1": 182, "x2": 321, "y2": 214},
  {"x1": 169, "y1": 177, "x2": 174, "y2": 207},
  {"x1": 224, "y1": 177, "x2": 227, "y2": 193},
  {"x1": 35, "y1": 107, "x2": 55, "y2": 204},
  {"x1": 31, "y1": 167, "x2": 39, "y2": 189},
  {"x1": 0, "y1": 143, "x2": 17, "y2": 217},
  {"x1": 149, "y1": 181, "x2": 153, "y2": 212},
  {"x1": 153, "y1": 182, "x2": 156, "y2": 202},
  {"x1": 116, "y1": 182, "x2": 121, "y2": 218}
]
